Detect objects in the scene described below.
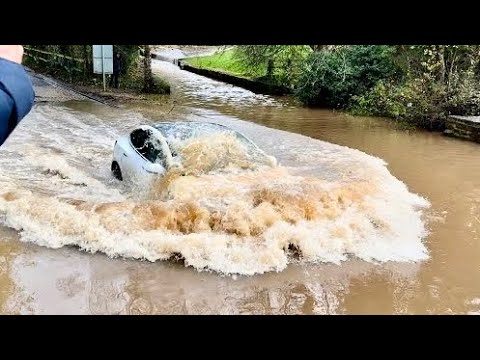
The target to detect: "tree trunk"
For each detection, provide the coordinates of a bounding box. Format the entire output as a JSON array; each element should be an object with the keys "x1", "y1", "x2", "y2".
[
  {"x1": 309, "y1": 45, "x2": 325, "y2": 52},
  {"x1": 438, "y1": 45, "x2": 446, "y2": 86},
  {"x1": 266, "y1": 59, "x2": 274, "y2": 77},
  {"x1": 83, "y1": 45, "x2": 89, "y2": 84},
  {"x1": 143, "y1": 45, "x2": 155, "y2": 93}
]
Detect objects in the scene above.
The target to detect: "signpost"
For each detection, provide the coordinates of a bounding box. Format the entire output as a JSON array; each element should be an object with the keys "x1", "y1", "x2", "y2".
[{"x1": 93, "y1": 45, "x2": 113, "y2": 91}]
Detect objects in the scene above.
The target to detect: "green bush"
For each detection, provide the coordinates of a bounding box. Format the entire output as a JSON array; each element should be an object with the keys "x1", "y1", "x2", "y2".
[
  {"x1": 446, "y1": 71, "x2": 480, "y2": 116},
  {"x1": 295, "y1": 50, "x2": 354, "y2": 107},
  {"x1": 295, "y1": 46, "x2": 401, "y2": 107},
  {"x1": 236, "y1": 46, "x2": 311, "y2": 88},
  {"x1": 120, "y1": 60, "x2": 170, "y2": 95},
  {"x1": 350, "y1": 81, "x2": 409, "y2": 119},
  {"x1": 350, "y1": 79, "x2": 448, "y2": 130},
  {"x1": 153, "y1": 76, "x2": 171, "y2": 94},
  {"x1": 347, "y1": 45, "x2": 402, "y2": 93}
]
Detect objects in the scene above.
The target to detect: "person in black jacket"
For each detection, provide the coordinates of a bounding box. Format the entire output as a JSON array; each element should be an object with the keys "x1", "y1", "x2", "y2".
[
  {"x1": 110, "y1": 51, "x2": 122, "y2": 89},
  {"x1": 0, "y1": 45, "x2": 35, "y2": 147}
]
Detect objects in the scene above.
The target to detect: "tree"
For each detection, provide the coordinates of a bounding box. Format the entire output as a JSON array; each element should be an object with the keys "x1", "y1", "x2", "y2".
[
  {"x1": 236, "y1": 45, "x2": 312, "y2": 87},
  {"x1": 142, "y1": 45, "x2": 155, "y2": 93},
  {"x1": 296, "y1": 45, "x2": 400, "y2": 107}
]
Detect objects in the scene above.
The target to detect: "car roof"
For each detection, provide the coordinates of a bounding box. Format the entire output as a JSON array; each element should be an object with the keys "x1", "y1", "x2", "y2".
[
  {"x1": 153, "y1": 121, "x2": 231, "y2": 133},
  {"x1": 152, "y1": 121, "x2": 252, "y2": 143},
  {"x1": 148, "y1": 121, "x2": 274, "y2": 167}
]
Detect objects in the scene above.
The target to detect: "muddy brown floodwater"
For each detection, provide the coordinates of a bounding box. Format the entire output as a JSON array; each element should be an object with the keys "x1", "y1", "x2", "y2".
[{"x1": 0, "y1": 60, "x2": 479, "y2": 314}]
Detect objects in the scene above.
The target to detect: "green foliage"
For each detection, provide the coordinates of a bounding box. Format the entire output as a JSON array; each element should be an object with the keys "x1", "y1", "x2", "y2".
[
  {"x1": 23, "y1": 45, "x2": 88, "y2": 83},
  {"x1": 186, "y1": 46, "x2": 310, "y2": 89},
  {"x1": 348, "y1": 45, "x2": 401, "y2": 92},
  {"x1": 24, "y1": 45, "x2": 139, "y2": 84},
  {"x1": 350, "y1": 79, "x2": 448, "y2": 129},
  {"x1": 115, "y1": 45, "x2": 141, "y2": 76},
  {"x1": 295, "y1": 49, "x2": 354, "y2": 106},
  {"x1": 350, "y1": 81, "x2": 409, "y2": 119},
  {"x1": 296, "y1": 45, "x2": 400, "y2": 107},
  {"x1": 187, "y1": 46, "x2": 311, "y2": 88},
  {"x1": 236, "y1": 45, "x2": 312, "y2": 87},
  {"x1": 350, "y1": 45, "x2": 480, "y2": 129},
  {"x1": 393, "y1": 45, "x2": 480, "y2": 86},
  {"x1": 445, "y1": 70, "x2": 480, "y2": 116},
  {"x1": 153, "y1": 76, "x2": 171, "y2": 94}
]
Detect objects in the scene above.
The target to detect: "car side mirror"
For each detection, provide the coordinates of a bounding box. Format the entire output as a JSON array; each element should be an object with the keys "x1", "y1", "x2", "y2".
[{"x1": 143, "y1": 162, "x2": 166, "y2": 175}]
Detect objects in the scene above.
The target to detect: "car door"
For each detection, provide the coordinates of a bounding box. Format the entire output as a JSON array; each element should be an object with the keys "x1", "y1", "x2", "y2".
[{"x1": 125, "y1": 128, "x2": 152, "y2": 179}]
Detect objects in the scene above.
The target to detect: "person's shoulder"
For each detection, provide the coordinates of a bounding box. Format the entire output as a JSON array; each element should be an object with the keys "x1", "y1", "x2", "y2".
[
  {"x1": 0, "y1": 57, "x2": 27, "y2": 73},
  {"x1": 0, "y1": 58, "x2": 32, "y2": 84},
  {"x1": 0, "y1": 58, "x2": 35, "y2": 120}
]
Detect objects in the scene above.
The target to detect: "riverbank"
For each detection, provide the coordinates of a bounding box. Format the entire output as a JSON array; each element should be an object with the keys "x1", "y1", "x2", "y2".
[
  {"x1": 181, "y1": 49, "x2": 290, "y2": 96},
  {"x1": 178, "y1": 46, "x2": 480, "y2": 139},
  {"x1": 444, "y1": 115, "x2": 480, "y2": 143},
  {"x1": 68, "y1": 84, "x2": 170, "y2": 107}
]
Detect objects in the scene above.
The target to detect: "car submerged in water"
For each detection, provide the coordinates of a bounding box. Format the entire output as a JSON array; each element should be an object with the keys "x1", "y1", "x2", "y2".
[{"x1": 111, "y1": 121, "x2": 277, "y2": 181}]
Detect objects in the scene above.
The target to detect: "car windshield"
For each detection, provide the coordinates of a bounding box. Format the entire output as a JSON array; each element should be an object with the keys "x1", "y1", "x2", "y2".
[{"x1": 130, "y1": 128, "x2": 167, "y2": 166}]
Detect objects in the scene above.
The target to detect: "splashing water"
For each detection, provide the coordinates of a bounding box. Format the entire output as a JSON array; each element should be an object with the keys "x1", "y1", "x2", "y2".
[{"x1": 0, "y1": 103, "x2": 430, "y2": 275}]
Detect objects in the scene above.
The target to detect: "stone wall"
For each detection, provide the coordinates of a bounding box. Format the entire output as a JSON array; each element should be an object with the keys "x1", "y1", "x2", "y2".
[
  {"x1": 444, "y1": 115, "x2": 480, "y2": 143},
  {"x1": 178, "y1": 61, "x2": 290, "y2": 96}
]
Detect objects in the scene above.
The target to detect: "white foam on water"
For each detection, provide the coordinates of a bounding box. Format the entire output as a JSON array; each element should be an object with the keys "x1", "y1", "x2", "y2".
[{"x1": 0, "y1": 104, "x2": 430, "y2": 275}]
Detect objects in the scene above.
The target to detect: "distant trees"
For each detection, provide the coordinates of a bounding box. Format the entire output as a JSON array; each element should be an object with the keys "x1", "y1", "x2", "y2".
[
  {"x1": 297, "y1": 45, "x2": 480, "y2": 129},
  {"x1": 236, "y1": 44, "x2": 480, "y2": 129}
]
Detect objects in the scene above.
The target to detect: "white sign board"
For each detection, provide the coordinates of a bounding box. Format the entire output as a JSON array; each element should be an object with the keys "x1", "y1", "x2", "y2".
[{"x1": 93, "y1": 45, "x2": 113, "y2": 74}]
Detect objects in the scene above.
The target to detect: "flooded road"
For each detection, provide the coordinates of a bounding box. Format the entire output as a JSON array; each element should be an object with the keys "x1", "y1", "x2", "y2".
[{"x1": 0, "y1": 60, "x2": 478, "y2": 314}]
